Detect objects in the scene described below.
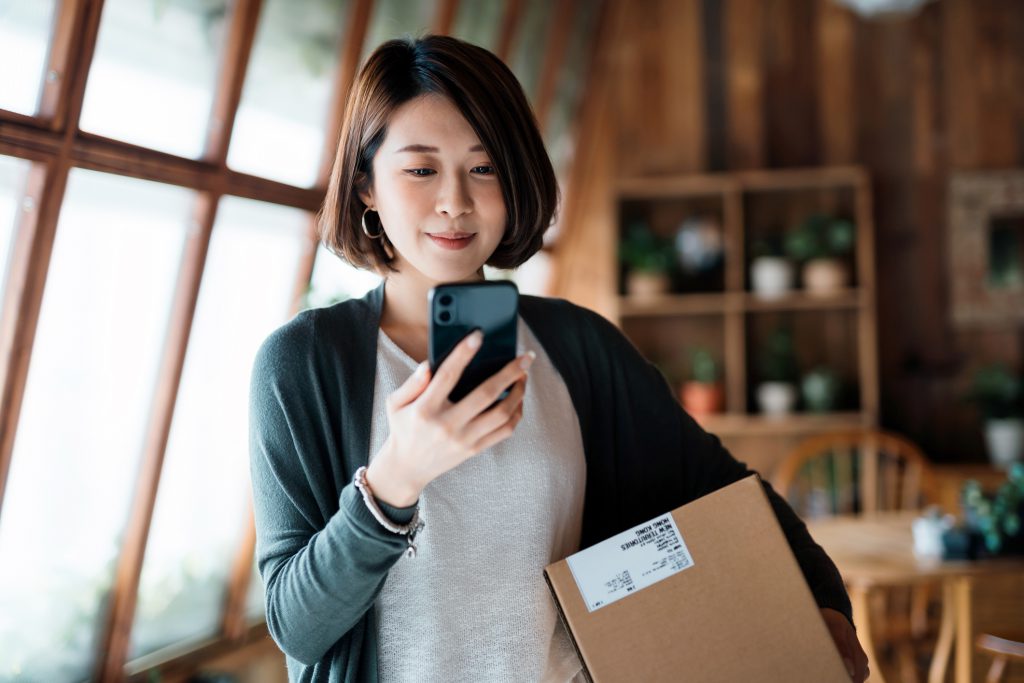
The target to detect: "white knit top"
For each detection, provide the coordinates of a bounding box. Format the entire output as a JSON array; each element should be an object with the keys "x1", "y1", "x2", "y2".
[{"x1": 367, "y1": 317, "x2": 587, "y2": 683}]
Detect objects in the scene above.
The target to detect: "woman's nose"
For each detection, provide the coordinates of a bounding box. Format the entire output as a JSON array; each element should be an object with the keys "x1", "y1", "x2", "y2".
[{"x1": 435, "y1": 174, "x2": 473, "y2": 218}]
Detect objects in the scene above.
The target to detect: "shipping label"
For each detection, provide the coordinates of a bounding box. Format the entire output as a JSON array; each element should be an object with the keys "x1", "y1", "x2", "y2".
[{"x1": 566, "y1": 512, "x2": 694, "y2": 612}]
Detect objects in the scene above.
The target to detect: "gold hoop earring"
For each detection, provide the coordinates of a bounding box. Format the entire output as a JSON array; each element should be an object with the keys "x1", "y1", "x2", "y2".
[
  {"x1": 363, "y1": 207, "x2": 395, "y2": 260},
  {"x1": 361, "y1": 207, "x2": 384, "y2": 239}
]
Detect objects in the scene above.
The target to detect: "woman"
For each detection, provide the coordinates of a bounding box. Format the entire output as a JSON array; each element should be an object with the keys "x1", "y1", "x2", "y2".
[{"x1": 249, "y1": 35, "x2": 868, "y2": 683}]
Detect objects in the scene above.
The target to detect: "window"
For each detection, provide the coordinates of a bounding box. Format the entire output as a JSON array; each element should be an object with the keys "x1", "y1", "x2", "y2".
[
  {"x1": 0, "y1": 170, "x2": 192, "y2": 681},
  {"x1": 507, "y1": 0, "x2": 550, "y2": 103},
  {"x1": 362, "y1": 0, "x2": 436, "y2": 62},
  {"x1": 80, "y1": 0, "x2": 230, "y2": 157},
  {"x1": 308, "y1": 243, "x2": 382, "y2": 308},
  {"x1": 544, "y1": 0, "x2": 601, "y2": 181},
  {"x1": 451, "y1": 0, "x2": 503, "y2": 51},
  {"x1": 243, "y1": 559, "x2": 265, "y2": 624},
  {"x1": 227, "y1": 0, "x2": 351, "y2": 186},
  {"x1": 129, "y1": 197, "x2": 309, "y2": 658},
  {"x1": 0, "y1": 155, "x2": 33, "y2": 298},
  {"x1": 0, "y1": 0, "x2": 600, "y2": 674},
  {"x1": 0, "y1": 0, "x2": 59, "y2": 115}
]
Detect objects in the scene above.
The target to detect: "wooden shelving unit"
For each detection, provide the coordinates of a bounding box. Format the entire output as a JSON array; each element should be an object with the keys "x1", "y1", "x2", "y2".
[{"x1": 614, "y1": 166, "x2": 878, "y2": 473}]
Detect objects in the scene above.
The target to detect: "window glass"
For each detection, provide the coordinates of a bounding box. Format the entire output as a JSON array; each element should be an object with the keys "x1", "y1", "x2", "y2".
[
  {"x1": 0, "y1": 155, "x2": 33, "y2": 301},
  {"x1": 494, "y1": 250, "x2": 552, "y2": 297},
  {"x1": 451, "y1": 0, "x2": 502, "y2": 51},
  {"x1": 306, "y1": 243, "x2": 381, "y2": 309},
  {"x1": 129, "y1": 196, "x2": 309, "y2": 658},
  {"x1": 0, "y1": 169, "x2": 191, "y2": 682},
  {"x1": 0, "y1": 0, "x2": 58, "y2": 115},
  {"x1": 227, "y1": 0, "x2": 350, "y2": 186},
  {"x1": 80, "y1": 0, "x2": 229, "y2": 158},
  {"x1": 544, "y1": 0, "x2": 600, "y2": 180},
  {"x1": 506, "y1": 0, "x2": 549, "y2": 104},
  {"x1": 361, "y1": 0, "x2": 435, "y2": 62},
  {"x1": 244, "y1": 559, "x2": 265, "y2": 623}
]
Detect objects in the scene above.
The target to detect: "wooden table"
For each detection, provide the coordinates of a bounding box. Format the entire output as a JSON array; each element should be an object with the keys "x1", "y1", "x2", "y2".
[{"x1": 807, "y1": 512, "x2": 1024, "y2": 683}]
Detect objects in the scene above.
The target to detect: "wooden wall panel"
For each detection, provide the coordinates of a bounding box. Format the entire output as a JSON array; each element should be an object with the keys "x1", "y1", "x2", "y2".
[
  {"x1": 762, "y1": 0, "x2": 818, "y2": 167},
  {"x1": 555, "y1": 0, "x2": 1024, "y2": 465},
  {"x1": 943, "y1": 0, "x2": 980, "y2": 169},
  {"x1": 904, "y1": 4, "x2": 971, "y2": 460},
  {"x1": 972, "y1": 0, "x2": 1021, "y2": 169},
  {"x1": 614, "y1": 0, "x2": 705, "y2": 176},
  {"x1": 662, "y1": 0, "x2": 706, "y2": 174},
  {"x1": 724, "y1": 0, "x2": 765, "y2": 169},
  {"x1": 816, "y1": 0, "x2": 855, "y2": 165},
  {"x1": 701, "y1": 0, "x2": 726, "y2": 171}
]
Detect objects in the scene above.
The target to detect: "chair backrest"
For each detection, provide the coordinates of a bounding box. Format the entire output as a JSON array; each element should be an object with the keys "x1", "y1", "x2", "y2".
[{"x1": 771, "y1": 429, "x2": 937, "y2": 518}]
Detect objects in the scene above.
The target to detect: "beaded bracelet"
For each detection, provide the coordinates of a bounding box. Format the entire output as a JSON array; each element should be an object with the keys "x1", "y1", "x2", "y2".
[{"x1": 353, "y1": 466, "x2": 424, "y2": 558}]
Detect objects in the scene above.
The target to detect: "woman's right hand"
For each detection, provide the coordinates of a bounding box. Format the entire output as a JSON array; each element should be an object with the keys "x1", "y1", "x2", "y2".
[{"x1": 364, "y1": 329, "x2": 534, "y2": 507}]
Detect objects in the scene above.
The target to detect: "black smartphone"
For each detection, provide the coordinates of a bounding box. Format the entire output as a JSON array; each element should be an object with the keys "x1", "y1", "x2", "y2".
[{"x1": 428, "y1": 281, "x2": 519, "y2": 403}]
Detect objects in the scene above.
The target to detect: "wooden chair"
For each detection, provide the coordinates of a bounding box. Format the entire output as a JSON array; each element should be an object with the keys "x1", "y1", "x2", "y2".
[
  {"x1": 772, "y1": 429, "x2": 938, "y2": 518},
  {"x1": 976, "y1": 633, "x2": 1024, "y2": 683},
  {"x1": 772, "y1": 429, "x2": 940, "y2": 683}
]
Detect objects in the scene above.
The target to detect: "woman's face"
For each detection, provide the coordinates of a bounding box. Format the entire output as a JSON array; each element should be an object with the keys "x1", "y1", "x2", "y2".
[{"x1": 360, "y1": 93, "x2": 507, "y2": 284}]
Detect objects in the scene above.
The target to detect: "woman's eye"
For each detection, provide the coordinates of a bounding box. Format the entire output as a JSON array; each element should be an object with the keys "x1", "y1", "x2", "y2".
[
  {"x1": 472, "y1": 165, "x2": 495, "y2": 175},
  {"x1": 404, "y1": 168, "x2": 435, "y2": 177}
]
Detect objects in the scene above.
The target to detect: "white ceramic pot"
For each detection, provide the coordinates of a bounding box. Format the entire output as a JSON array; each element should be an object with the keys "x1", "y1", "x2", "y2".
[
  {"x1": 984, "y1": 418, "x2": 1024, "y2": 470},
  {"x1": 750, "y1": 257, "x2": 794, "y2": 299},
  {"x1": 912, "y1": 509, "x2": 956, "y2": 560},
  {"x1": 802, "y1": 258, "x2": 849, "y2": 295},
  {"x1": 757, "y1": 382, "x2": 798, "y2": 417},
  {"x1": 626, "y1": 271, "x2": 670, "y2": 299}
]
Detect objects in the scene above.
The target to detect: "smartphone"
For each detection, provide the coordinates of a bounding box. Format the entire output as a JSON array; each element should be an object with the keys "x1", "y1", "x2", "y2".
[{"x1": 428, "y1": 281, "x2": 519, "y2": 404}]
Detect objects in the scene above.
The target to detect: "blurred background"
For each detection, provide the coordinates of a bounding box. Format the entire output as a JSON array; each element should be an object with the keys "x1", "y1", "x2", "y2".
[{"x1": 0, "y1": 0, "x2": 1022, "y2": 681}]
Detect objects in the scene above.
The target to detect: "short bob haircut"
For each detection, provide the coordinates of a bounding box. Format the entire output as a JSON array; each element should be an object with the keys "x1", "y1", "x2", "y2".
[{"x1": 319, "y1": 35, "x2": 558, "y2": 273}]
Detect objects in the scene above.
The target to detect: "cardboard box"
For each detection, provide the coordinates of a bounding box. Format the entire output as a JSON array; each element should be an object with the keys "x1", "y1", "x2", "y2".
[{"x1": 544, "y1": 475, "x2": 849, "y2": 682}]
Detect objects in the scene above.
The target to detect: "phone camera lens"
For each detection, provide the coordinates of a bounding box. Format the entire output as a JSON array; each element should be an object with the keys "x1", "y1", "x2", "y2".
[
  {"x1": 439, "y1": 310, "x2": 452, "y2": 323},
  {"x1": 439, "y1": 294, "x2": 453, "y2": 306}
]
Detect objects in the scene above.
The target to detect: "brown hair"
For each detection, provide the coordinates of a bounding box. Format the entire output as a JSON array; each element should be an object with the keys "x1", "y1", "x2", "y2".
[{"x1": 319, "y1": 35, "x2": 558, "y2": 273}]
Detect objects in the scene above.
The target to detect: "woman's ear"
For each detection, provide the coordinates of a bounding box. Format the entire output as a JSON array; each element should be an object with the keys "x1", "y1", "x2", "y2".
[{"x1": 355, "y1": 172, "x2": 373, "y2": 208}]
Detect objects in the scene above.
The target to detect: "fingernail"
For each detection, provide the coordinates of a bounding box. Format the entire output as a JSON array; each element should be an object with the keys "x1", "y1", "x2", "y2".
[
  {"x1": 414, "y1": 361, "x2": 428, "y2": 377},
  {"x1": 467, "y1": 331, "x2": 483, "y2": 349},
  {"x1": 520, "y1": 350, "x2": 536, "y2": 370}
]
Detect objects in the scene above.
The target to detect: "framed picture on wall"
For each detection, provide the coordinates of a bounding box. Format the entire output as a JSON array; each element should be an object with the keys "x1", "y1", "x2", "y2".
[{"x1": 948, "y1": 170, "x2": 1024, "y2": 327}]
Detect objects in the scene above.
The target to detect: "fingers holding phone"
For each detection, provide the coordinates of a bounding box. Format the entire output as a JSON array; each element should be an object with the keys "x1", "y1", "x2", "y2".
[
  {"x1": 447, "y1": 349, "x2": 534, "y2": 425},
  {"x1": 463, "y1": 371, "x2": 529, "y2": 452},
  {"x1": 368, "y1": 330, "x2": 532, "y2": 507},
  {"x1": 418, "y1": 328, "x2": 485, "y2": 410}
]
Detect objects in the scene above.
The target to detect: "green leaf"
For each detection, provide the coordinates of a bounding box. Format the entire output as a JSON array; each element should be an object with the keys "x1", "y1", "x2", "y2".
[
  {"x1": 1003, "y1": 513, "x2": 1021, "y2": 537},
  {"x1": 985, "y1": 531, "x2": 1002, "y2": 553}
]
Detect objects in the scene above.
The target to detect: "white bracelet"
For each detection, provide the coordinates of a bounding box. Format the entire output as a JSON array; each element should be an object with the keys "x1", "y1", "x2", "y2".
[{"x1": 353, "y1": 466, "x2": 424, "y2": 558}]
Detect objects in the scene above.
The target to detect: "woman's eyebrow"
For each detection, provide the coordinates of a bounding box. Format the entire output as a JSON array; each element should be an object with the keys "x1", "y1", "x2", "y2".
[{"x1": 394, "y1": 144, "x2": 485, "y2": 153}]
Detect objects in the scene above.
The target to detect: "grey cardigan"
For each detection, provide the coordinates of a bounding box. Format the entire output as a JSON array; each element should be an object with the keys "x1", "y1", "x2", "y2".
[{"x1": 248, "y1": 282, "x2": 852, "y2": 682}]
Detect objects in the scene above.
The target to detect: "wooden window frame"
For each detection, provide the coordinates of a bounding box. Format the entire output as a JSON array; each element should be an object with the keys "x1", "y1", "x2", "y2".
[{"x1": 0, "y1": 0, "x2": 597, "y2": 678}]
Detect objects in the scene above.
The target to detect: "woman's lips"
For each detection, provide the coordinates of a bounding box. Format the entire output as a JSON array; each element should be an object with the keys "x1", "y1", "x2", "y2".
[{"x1": 427, "y1": 233, "x2": 476, "y2": 250}]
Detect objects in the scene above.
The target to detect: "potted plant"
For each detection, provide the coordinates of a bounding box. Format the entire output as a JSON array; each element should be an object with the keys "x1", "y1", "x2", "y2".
[
  {"x1": 783, "y1": 214, "x2": 856, "y2": 296},
  {"x1": 968, "y1": 364, "x2": 1024, "y2": 470},
  {"x1": 756, "y1": 326, "x2": 799, "y2": 417},
  {"x1": 943, "y1": 463, "x2": 1024, "y2": 559},
  {"x1": 749, "y1": 236, "x2": 795, "y2": 300},
  {"x1": 680, "y1": 347, "x2": 724, "y2": 418},
  {"x1": 801, "y1": 366, "x2": 841, "y2": 413},
  {"x1": 619, "y1": 221, "x2": 675, "y2": 299}
]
